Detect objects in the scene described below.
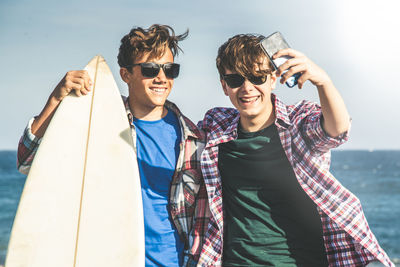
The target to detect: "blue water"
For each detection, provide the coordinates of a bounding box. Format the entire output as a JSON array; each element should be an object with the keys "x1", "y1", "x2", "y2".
[
  {"x1": 0, "y1": 151, "x2": 26, "y2": 264},
  {"x1": 0, "y1": 150, "x2": 399, "y2": 264}
]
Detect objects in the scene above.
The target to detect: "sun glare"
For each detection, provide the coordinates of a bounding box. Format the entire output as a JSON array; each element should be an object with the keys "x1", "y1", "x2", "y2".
[{"x1": 335, "y1": 0, "x2": 400, "y2": 65}]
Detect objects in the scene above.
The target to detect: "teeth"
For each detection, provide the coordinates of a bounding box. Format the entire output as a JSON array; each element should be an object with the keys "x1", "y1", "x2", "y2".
[
  {"x1": 150, "y1": 88, "x2": 166, "y2": 93},
  {"x1": 240, "y1": 96, "x2": 259, "y2": 102}
]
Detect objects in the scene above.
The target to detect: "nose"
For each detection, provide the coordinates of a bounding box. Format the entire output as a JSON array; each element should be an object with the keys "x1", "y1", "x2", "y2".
[
  {"x1": 154, "y1": 67, "x2": 167, "y2": 83},
  {"x1": 240, "y1": 79, "x2": 254, "y2": 92}
]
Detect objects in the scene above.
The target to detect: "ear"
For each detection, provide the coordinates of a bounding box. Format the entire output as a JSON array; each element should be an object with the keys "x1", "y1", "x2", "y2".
[
  {"x1": 120, "y1": 68, "x2": 130, "y2": 83},
  {"x1": 269, "y1": 71, "x2": 278, "y2": 91},
  {"x1": 221, "y1": 79, "x2": 229, "y2": 96}
]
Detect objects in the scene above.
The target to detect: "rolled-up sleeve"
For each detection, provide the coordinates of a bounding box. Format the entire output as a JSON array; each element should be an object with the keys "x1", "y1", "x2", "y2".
[
  {"x1": 17, "y1": 118, "x2": 42, "y2": 175},
  {"x1": 300, "y1": 102, "x2": 350, "y2": 153}
]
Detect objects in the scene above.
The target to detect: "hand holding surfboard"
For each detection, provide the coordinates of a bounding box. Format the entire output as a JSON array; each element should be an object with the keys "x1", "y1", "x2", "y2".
[{"x1": 6, "y1": 56, "x2": 145, "y2": 267}]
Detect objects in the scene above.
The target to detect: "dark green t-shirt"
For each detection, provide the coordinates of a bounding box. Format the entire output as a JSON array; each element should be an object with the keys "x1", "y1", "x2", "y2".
[{"x1": 218, "y1": 123, "x2": 328, "y2": 267}]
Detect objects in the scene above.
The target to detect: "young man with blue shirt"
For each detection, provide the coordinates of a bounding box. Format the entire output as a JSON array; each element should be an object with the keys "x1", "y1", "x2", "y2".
[{"x1": 17, "y1": 24, "x2": 208, "y2": 266}]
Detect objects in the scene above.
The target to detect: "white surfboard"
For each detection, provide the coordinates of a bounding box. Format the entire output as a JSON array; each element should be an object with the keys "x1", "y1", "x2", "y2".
[{"x1": 5, "y1": 55, "x2": 145, "y2": 267}]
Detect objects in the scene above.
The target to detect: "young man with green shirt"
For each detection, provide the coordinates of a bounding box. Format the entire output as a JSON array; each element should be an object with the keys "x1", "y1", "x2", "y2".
[{"x1": 197, "y1": 34, "x2": 393, "y2": 266}]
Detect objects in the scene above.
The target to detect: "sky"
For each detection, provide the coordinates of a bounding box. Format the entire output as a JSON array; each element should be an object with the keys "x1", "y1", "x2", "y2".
[{"x1": 1, "y1": 0, "x2": 400, "y2": 150}]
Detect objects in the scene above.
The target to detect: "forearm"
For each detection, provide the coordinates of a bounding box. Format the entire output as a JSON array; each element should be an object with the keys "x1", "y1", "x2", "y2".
[
  {"x1": 18, "y1": 91, "x2": 61, "y2": 173},
  {"x1": 317, "y1": 80, "x2": 350, "y2": 137},
  {"x1": 273, "y1": 48, "x2": 351, "y2": 138},
  {"x1": 32, "y1": 70, "x2": 92, "y2": 137},
  {"x1": 31, "y1": 93, "x2": 61, "y2": 138}
]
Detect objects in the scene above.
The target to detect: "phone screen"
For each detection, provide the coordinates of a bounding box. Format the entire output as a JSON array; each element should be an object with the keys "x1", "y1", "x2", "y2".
[{"x1": 260, "y1": 32, "x2": 300, "y2": 88}]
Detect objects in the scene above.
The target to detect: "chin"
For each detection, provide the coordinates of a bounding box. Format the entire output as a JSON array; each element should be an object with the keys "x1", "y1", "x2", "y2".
[
  {"x1": 238, "y1": 108, "x2": 260, "y2": 117},
  {"x1": 150, "y1": 99, "x2": 168, "y2": 106}
]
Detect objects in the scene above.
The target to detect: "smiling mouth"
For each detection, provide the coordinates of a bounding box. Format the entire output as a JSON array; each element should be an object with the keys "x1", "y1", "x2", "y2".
[
  {"x1": 239, "y1": 96, "x2": 260, "y2": 104},
  {"x1": 149, "y1": 87, "x2": 168, "y2": 93}
]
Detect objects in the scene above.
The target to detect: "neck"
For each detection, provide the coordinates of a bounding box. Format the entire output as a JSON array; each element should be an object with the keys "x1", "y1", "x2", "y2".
[
  {"x1": 128, "y1": 97, "x2": 167, "y2": 121},
  {"x1": 239, "y1": 102, "x2": 275, "y2": 133}
]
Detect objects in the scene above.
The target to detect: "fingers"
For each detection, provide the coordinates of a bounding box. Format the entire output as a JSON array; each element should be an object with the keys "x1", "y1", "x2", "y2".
[
  {"x1": 296, "y1": 72, "x2": 311, "y2": 89},
  {"x1": 275, "y1": 54, "x2": 306, "y2": 89},
  {"x1": 64, "y1": 70, "x2": 92, "y2": 97},
  {"x1": 276, "y1": 57, "x2": 304, "y2": 77},
  {"x1": 69, "y1": 77, "x2": 91, "y2": 95},
  {"x1": 272, "y1": 48, "x2": 303, "y2": 60},
  {"x1": 273, "y1": 50, "x2": 310, "y2": 89},
  {"x1": 279, "y1": 64, "x2": 305, "y2": 86},
  {"x1": 273, "y1": 49, "x2": 332, "y2": 89}
]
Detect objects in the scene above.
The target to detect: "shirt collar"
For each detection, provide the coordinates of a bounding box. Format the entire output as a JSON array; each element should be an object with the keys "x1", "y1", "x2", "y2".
[
  {"x1": 272, "y1": 93, "x2": 292, "y2": 129},
  {"x1": 123, "y1": 96, "x2": 203, "y2": 140},
  {"x1": 205, "y1": 94, "x2": 291, "y2": 148}
]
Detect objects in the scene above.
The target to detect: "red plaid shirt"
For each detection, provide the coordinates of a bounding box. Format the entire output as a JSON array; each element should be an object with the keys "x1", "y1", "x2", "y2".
[
  {"x1": 197, "y1": 94, "x2": 393, "y2": 267},
  {"x1": 17, "y1": 97, "x2": 210, "y2": 266}
]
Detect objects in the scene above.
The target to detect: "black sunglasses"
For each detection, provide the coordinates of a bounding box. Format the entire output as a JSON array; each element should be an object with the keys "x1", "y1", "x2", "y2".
[
  {"x1": 126, "y1": 62, "x2": 180, "y2": 79},
  {"x1": 223, "y1": 74, "x2": 267, "y2": 88}
]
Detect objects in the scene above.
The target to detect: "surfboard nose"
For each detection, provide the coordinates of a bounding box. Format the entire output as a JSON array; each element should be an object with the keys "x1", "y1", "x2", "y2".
[{"x1": 86, "y1": 55, "x2": 102, "y2": 69}]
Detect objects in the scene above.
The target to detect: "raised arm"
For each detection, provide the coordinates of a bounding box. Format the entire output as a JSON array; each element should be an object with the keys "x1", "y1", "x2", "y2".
[
  {"x1": 273, "y1": 48, "x2": 350, "y2": 138},
  {"x1": 32, "y1": 70, "x2": 92, "y2": 138},
  {"x1": 17, "y1": 70, "x2": 92, "y2": 174}
]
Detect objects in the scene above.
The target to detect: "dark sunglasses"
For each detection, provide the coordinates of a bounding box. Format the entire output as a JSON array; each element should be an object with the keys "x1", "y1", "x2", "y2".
[
  {"x1": 126, "y1": 62, "x2": 180, "y2": 79},
  {"x1": 223, "y1": 74, "x2": 267, "y2": 88}
]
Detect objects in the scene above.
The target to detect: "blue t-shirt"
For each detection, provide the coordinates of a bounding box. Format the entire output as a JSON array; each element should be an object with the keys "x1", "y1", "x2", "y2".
[{"x1": 133, "y1": 109, "x2": 184, "y2": 267}]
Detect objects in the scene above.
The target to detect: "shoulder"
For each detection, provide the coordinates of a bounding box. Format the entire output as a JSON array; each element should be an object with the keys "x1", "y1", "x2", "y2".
[
  {"x1": 199, "y1": 107, "x2": 239, "y2": 132},
  {"x1": 181, "y1": 113, "x2": 206, "y2": 140},
  {"x1": 165, "y1": 100, "x2": 206, "y2": 141},
  {"x1": 286, "y1": 100, "x2": 322, "y2": 122},
  {"x1": 273, "y1": 94, "x2": 321, "y2": 126},
  {"x1": 287, "y1": 99, "x2": 321, "y2": 114}
]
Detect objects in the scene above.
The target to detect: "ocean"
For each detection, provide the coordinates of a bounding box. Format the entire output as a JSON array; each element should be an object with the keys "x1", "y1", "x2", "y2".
[{"x1": 0, "y1": 150, "x2": 399, "y2": 265}]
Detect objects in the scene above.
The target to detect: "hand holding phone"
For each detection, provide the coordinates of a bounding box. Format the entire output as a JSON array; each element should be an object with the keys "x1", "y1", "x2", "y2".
[
  {"x1": 260, "y1": 32, "x2": 300, "y2": 88},
  {"x1": 260, "y1": 32, "x2": 332, "y2": 89}
]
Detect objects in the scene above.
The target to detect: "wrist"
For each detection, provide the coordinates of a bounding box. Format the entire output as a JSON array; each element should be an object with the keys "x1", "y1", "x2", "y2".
[
  {"x1": 44, "y1": 94, "x2": 62, "y2": 116},
  {"x1": 316, "y1": 78, "x2": 334, "y2": 91},
  {"x1": 49, "y1": 91, "x2": 64, "y2": 104}
]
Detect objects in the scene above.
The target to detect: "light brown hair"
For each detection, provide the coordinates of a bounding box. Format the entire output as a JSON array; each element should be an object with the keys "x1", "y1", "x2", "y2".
[
  {"x1": 118, "y1": 24, "x2": 188, "y2": 71},
  {"x1": 216, "y1": 34, "x2": 273, "y2": 79}
]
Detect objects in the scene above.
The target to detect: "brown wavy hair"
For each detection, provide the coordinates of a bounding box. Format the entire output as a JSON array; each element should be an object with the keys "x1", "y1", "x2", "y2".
[
  {"x1": 216, "y1": 34, "x2": 273, "y2": 79},
  {"x1": 118, "y1": 24, "x2": 188, "y2": 71}
]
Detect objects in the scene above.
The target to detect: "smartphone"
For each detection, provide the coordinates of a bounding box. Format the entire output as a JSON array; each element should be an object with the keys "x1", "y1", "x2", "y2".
[{"x1": 260, "y1": 32, "x2": 300, "y2": 88}]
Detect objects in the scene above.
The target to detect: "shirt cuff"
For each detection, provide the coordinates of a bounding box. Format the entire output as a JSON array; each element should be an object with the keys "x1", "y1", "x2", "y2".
[
  {"x1": 304, "y1": 115, "x2": 351, "y2": 152},
  {"x1": 23, "y1": 117, "x2": 42, "y2": 148},
  {"x1": 317, "y1": 116, "x2": 350, "y2": 145}
]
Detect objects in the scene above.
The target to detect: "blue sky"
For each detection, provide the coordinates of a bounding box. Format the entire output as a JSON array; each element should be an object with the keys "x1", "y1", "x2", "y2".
[{"x1": 1, "y1": 0, "x2": 400, "y2": 150}]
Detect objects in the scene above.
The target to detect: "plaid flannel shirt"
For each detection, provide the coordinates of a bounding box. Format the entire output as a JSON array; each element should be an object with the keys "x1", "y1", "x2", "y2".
[
  {"x1": 17, "y1": 97, "x2": 210, "y2": 266},
  {"x1": 197, "y1": 94, "x2": 393, "y2": 267}
]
